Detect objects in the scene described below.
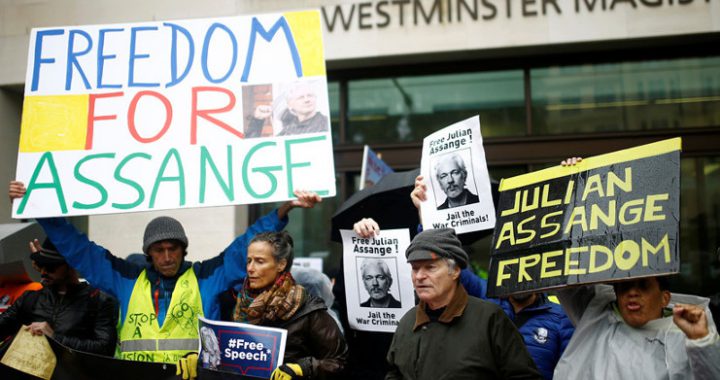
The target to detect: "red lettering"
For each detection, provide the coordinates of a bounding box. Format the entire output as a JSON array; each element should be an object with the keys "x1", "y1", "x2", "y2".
[
  {"x1": 191, "y1": 86, "x2": 243, "y2": 145},
  {"x1": 127, "y1": 90, "x2": 173, "y2": 143},
  {"x1": 86, "y1": 92, "x2": 123, "y2": 149}
]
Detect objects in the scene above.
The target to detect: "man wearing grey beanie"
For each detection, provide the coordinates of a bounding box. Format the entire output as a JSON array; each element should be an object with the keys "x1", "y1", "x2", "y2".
[
  {"x1": 10, "y1": 181, "x2": 320, "y2": 368},
  {"x1": 386, "y1": 228, "x2": 541, "y2": 379}
]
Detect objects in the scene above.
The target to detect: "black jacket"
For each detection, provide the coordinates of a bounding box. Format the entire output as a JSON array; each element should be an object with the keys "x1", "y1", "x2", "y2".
[
  {"x1": 0, "y1": 283, "x2": 118, "y2": 356},
  {"x1": 271, "y1": 295, "x2": 348, "y2": 379}
]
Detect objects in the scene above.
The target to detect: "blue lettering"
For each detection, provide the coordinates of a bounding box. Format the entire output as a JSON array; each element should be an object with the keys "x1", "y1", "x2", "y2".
[
  {"x1": 201, "y1": 23, "x2": 238, "y2": 84},
  {"x1": 241, "y1": 17, "x2": 302, "y2": 82},
  {"x1": 97, "y1": 28, "x2": 124, "y2": 89},
  {"x1": 164, "y1": 22, "x2": 195, "y2": 88},
  {"x1": 30, "y1": 29, "x2": 64, "y2": 92},
  {"x1": 65, "y1": 29, "x2": 93, "y2": 91},
  {"x1": 128, "y1": 26, "x2": 160, "y2": 88}
]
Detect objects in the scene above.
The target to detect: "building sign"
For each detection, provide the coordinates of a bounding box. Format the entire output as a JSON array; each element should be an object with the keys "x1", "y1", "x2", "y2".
[
  {"x1": 315, "y1": 0, "x2": 718, "y2": 60},
  {"x1": 13, "y1": 10, "x2": 335, "y2": 218},
  {"x1": 487, "y1": 138, "x2": 681, "y2": 297}
]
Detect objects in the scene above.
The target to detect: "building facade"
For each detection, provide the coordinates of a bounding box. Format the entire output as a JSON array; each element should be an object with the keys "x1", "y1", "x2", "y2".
[{"x1": 1, "y1": 0, "x2": 718, "y2": 295}]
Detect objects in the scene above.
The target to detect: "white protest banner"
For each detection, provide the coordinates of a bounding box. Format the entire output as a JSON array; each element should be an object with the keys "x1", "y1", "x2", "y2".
[
  {"x1": 13, "y1": 10, "x2": 335, "y2": 219},
  {"x1": 419, "y1": 116, "x2": 496, "y2": 234},
  {"x1": 359, "y1": 145, "x2": 394, "y2": 190},
  {"x1": 341, "y1": 228, "x2": 413, "y2": 333},
  {"x1": 199, "y1": 316, "x2": 286, "y2": 378}
]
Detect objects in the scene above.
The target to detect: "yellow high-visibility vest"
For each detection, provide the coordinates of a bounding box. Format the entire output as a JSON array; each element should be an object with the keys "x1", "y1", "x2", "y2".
[{"x1": 118, "y1": 269, "x2": 203, "y2": 363}]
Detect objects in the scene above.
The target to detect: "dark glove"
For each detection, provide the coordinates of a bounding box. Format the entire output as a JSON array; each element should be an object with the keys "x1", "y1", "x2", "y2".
[
  {"x1": 176, "y1": 352, "x2": 198, "y2": 380},
  {"x1": 270, "y1": 363, "x2": 303, "y2": 380}
]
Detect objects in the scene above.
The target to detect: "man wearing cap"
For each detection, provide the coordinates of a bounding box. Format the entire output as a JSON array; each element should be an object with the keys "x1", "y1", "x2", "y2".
[
  {"x1": 9, "y1": 181, "x2": 321, "y2": 365},
  {"x1": 386, "y1": 228, "x2": 541, "y2": 379},
  {"x1": 0, "y1": 238, "x2": 118, "y2": 356}
]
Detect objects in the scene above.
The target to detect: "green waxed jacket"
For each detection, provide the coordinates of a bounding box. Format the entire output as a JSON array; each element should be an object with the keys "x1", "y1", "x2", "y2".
[{"x1": 386, "y1": 285, "x2": 542, "y2": 380}]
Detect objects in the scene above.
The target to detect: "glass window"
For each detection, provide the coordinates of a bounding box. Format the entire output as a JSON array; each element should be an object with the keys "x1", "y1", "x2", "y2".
[
  {"x1": 675, "y1": 156, "x2": 720, "y2": 297},
  {"x1": 346, "y1": 71, "x2": 526, "y2": 144},
  {"x1": 532, "y1": 57, "x2": 720, "y2": 134},
  {"x1": 328, "y1": 81, "x2": 340, "y2": 145}
]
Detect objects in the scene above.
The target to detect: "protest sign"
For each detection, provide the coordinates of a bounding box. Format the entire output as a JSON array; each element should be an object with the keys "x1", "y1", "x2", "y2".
[
  {"x1": 419, "y1": 116, "x2": 496, "y2": 235},
  {"x1": 13, "y1": 10, "x2": 335, "y2": 219},
  {"x1": 341, "y1": 228, "x2": 413, "y2": 333},
  {"x1": 198, "y1": 316, "x2": 286, "y2": 378},
  {"x1": 0, "y1": 328, "x2": 56, "y2": 380},
  {"x1": 487, "y1": 138, "x2": 681, "y2": 297},
  {"x1": 359, "y1": 145, "x2": 394, "y2": 190}
]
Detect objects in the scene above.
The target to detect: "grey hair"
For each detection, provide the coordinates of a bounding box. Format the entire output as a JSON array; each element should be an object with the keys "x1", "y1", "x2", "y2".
[
  {"x1": 360, "y1": 259, "x2": 393, "y2": 286},
  {"x1": 434, "y1": 153, "x2": 467, "y2": 179},
  {"x1": 250, "y1": 231, "x2": 294, "y2": 271},
  {"x1": 444, "y1": 258, "x2": 459, "y2": 277}
]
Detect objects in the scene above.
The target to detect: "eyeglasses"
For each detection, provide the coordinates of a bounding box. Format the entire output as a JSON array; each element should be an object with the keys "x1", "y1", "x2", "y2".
[{"x1": 363, "y1": 275, "x2": 388, "y2": 282}]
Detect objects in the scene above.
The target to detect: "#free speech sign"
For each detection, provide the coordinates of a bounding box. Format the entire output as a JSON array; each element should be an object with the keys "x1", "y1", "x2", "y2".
[{"x1": 14, "y1": 10, "x2": 335, "y2": 218}]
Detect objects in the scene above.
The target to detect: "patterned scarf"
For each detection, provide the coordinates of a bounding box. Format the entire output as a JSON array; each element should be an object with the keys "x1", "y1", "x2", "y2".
[{"x1": 233, "y1": 271, "x2": 305, "y2": 325}]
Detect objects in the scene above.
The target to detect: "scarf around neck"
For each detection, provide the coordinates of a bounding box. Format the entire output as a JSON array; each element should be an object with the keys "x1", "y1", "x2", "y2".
[{"x1": 233, "y1": 271, "x2": 306, "y2": 325}]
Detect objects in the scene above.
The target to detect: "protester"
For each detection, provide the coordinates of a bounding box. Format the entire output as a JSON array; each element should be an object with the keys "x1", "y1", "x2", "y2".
[
  {"x1": 233, "y1": 231, "x2": 347, "y2": 379},
  {"x1": 8, "y1": 180, "x2": 320, "y2": 365},
  {"x1": 409, "y1": 176, "x2": 575, "y2": 378},
  {"x1": 385, "y1": 228, "x2": 540, "y2": 379},
  {"x1": 292, "y1": 266, "x2": 344, "y2": 334},
  {"x1": 0, "y1": 238, "x2": 118, "y2": 356},
  {"x1": 354, "y1": 216, "x2": 572, "y2": 379},
  {"x1": 359, "y1": 259, "x2": 401, "y2": 308},
  {"x1": 552, "y1": 157, "x2": 720, "y2": 379},
  {"x1": 433, "y1": 153, "x2": 479, "y2": 209}
]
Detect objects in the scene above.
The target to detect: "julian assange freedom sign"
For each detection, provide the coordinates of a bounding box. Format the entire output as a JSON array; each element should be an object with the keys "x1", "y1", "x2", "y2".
[
  {"x1": 13, "y1": 10, "x2": 335, "y2": 218},
  {"x1": 487, "y1": 139, "x2": 681, "y2": 297}
]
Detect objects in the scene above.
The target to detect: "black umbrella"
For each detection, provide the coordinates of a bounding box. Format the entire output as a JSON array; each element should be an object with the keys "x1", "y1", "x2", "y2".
[
  {"x1": 331, "y1": 169, "x2": 421, "y2": 242},
  {"x1": 331, "y1": 169, "x2": 499, "y2": 245}
]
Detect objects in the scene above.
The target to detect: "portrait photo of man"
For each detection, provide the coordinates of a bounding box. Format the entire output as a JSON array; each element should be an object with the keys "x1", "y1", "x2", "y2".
[
  {"x1": 245, "y1": 80, "x2": 329, "y2": 138},
  {"x1": 359, "y1": 259, "x2": 401, "y2": 308},
  {"x1": 433, "y1": 151, "x2": 480, "y2": 210}
]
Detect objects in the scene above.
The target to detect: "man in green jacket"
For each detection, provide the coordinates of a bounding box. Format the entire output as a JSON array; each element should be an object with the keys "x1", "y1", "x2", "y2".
[{"x1": 386, "y1": 228, "x2": 541, "y2": 380}]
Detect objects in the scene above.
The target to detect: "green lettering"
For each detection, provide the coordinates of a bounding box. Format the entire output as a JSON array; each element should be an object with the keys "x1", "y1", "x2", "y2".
[
  {"x1": 18, "y1": 152, "x2": 67, "y2": 214},
  {"x1": 149, "y1": 149, "x2": 186, "y2": 208},
  {"x1": 73, "y1": 153, "x2": 114, "y2": 209},
  {"x1": 285, "y1": 136, "x2": 330, "y2": 197},
  {"x1": 112, "y1": 152, "x2": 151, "y2": 210},
  {"x1": 243, "y1": 141, "x2": 281, "y2": 199},
  {"x1": 199, "y1": 145, "x2": 234, "y2": 203}
]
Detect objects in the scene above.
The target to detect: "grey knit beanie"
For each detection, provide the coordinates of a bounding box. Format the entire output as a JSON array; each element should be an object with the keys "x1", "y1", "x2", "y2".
[
  {"x1": 142, "y1": 216, "x2": 188, "y2": 253},
  {"x1": 405, "y1": 228, "x2": 468, "y2": 269}
]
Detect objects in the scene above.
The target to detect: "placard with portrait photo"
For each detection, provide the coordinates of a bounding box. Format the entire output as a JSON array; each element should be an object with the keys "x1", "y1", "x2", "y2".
[
  {"x1": 341, "y1": 228, "x2": 413, "y2": 333},
  {"x1": 419, "y1": 116, "x2": 496, "y2": 235}
]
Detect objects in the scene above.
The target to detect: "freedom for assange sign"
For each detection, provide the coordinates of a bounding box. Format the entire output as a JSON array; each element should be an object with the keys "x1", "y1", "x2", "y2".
[
  {"x1": 487, "y1": 138, "x2": 681, "y2": 297},
  {"x1": 13, "y1": 10, "x2": 335, "y2": 218}
]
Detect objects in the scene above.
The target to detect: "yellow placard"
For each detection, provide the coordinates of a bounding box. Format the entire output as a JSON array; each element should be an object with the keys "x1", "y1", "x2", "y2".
[{"x1": 284, "y1": 11, "x2": 326, "y2": 77}]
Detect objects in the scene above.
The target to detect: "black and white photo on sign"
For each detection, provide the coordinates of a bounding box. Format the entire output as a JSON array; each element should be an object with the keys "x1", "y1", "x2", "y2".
[
  {"x1": 431, "y1": 149, "x2": 480, "y2": 210},
  {"x1": 419, "y1": 116, "x2": 496, "y2": 235},
  {"x1": 340, "y1": 228, "x2": 413, "y2": 333},
  {"x1": 356, "y1": 257, "x2": 402, "y2": 309}
]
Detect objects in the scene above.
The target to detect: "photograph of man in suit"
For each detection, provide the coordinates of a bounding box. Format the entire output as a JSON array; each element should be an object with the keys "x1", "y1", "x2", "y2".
[
  {"x1": 434, "y1": 153, "x2": 479, "y2": 210},
  {"x1": 359, "y1": 259, "x2": 401, "y2": 308}
]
